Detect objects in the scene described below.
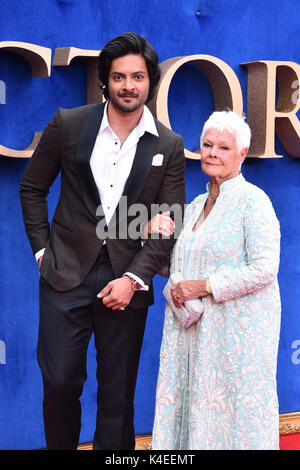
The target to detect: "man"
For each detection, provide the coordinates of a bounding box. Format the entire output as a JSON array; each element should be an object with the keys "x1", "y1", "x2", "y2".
[{"x1": 20, "y1": 32, "x2": 186, "y2": 450}]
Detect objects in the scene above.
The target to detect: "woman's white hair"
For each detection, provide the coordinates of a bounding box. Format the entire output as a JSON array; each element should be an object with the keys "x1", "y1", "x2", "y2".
[{"x1": 200, "y1": 110, "x2": 251, "y2": 152}]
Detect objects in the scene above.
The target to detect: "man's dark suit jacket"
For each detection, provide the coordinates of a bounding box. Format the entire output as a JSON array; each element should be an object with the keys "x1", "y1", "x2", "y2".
[{"x1": 20, "y1": 102, "x2": 186, "y2": 309}]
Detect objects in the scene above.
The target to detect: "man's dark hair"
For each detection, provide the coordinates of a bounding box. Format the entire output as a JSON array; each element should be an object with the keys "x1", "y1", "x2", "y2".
[{"x1": 98, "y1": 32, "x2": 161, "y2": 103}]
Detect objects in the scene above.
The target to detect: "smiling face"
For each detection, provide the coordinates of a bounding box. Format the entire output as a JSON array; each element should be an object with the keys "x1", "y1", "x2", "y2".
[
  {"x1": 201, "y1": 128, "x2": 248, "y2": 185},
  {"x1": 107, "y1": 54, "x2": 150, "y2": 114}
]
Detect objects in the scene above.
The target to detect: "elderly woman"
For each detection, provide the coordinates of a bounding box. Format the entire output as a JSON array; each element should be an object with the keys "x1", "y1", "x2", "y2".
[{"x1": 149, "y1": 111, "x2": 281, "y2": 450}]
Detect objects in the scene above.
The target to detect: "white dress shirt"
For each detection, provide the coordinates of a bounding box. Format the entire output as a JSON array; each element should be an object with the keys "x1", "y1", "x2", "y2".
[
  {"x1": 90, "y1": 102, "x2": 158, "y2": 226},
  {"x1": 36, "y1": 103, "x2": 158, "y2": 291}
]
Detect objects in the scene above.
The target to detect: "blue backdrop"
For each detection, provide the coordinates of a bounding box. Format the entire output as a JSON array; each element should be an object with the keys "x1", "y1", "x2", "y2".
[{"x1": 0, "y1": 0, "x2": 299, "y2": 449}]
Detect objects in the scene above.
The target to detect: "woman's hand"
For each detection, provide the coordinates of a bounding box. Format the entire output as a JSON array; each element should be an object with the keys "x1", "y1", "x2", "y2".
[
  {"x1": 171, "y1": 280, "x2": 208, "y2": 307},
  {"x1": 143, "y1": 211, "x2": 175, "y2": 238}
]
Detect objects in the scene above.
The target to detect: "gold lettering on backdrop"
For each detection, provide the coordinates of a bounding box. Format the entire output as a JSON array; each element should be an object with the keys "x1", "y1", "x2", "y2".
[
  {"x1": 242, "y1": 60, "x2": 300, "y2": 158},
  {"x1": 0, "y1": 41, "x2": 51, "y2": 158},
  {"x1": 53, "y1": 47, "x2": 103, "y2": 104},
  {"x1": 0, "y1": 42, "x2": 299, "y2": 159},
  {"x1": 149, "y1": 55, "x2": 243, "y2": 160},
  {"x1": 0, "y1": 41, "x2": 51, "y2": 77},
  {"x1": 0, "y1": 132, "x2": 42, "y2": 158}
]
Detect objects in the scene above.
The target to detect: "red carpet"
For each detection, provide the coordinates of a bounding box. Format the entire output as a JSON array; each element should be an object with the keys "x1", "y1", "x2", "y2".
[{"x1": 280, "y1": 434, "x2": 300, "y2": 450}]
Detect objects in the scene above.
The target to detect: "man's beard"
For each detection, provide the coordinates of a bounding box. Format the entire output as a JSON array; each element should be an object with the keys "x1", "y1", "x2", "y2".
[{"x1": 109, "y1": 91, "x2": 146, "y2": 113}]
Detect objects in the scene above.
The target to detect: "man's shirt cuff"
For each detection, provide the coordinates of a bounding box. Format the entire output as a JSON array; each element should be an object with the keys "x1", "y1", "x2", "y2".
[
  {"x1": 123, "y1": 272, "x2": 149, "y2": 291},
  {"x1": 35, "y1": 248, "x2": 45, "y2": 262}
]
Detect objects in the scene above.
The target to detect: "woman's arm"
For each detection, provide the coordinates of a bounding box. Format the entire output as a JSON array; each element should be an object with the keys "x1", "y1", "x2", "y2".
[
  {"x1": 209, "y1": 190, "x2": 280, "y2": 303},
  {"x1": 145, "y1": 210, "x2": 210, "y2": 305}
]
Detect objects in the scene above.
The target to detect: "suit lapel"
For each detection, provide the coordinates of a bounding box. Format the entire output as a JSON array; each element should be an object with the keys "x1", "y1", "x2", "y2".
[
  {"x1": 76, "y1": 102, "x2": 156, "y2": 228},
  {"x1": 76, "y1": 103, "x2": 105, "y2": 220},
  {"x1": 123, "y1": 131, "x2": 155, "y2": 206},
  {"x1": 109, "y1": 131, "x2": 156, "y2": 231}
]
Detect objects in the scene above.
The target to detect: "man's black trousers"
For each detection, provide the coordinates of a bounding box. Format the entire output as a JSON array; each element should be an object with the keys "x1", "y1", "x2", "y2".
[{"x1": 38, "y1": 245, "x2": 148, "y2": 450}]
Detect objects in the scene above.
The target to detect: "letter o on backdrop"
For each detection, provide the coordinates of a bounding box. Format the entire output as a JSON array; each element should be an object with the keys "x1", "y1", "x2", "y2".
[{"x1": 150, "y1": 55, "x2": 244, "y2": 159}]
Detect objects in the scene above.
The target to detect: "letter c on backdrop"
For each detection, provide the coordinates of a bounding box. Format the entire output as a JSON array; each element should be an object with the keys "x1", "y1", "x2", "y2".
[{"x1": 0, "y1": 41, "x2": 52, "y2": 158}]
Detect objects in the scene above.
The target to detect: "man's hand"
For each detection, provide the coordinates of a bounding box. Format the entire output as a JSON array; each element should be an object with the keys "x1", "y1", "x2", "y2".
[
  {"x1": 97, "y1": 277, "x2": 135, "y2": 310},
  {"x1": 38, "y1": 256, "x2": 43, "y2": 276}
]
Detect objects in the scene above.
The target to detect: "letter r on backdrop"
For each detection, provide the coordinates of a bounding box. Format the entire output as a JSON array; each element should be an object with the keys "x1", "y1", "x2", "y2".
[{"x1": 242, "y1": 60, "x2": 300, "y2": 158}]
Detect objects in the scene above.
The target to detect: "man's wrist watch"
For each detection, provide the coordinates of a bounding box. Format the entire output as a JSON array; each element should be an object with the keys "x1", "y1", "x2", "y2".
[
  {"x1": 205, "y1": 279, "x2": 212, "y2": 294},
  {"x1": 124, "y1": 275, "x2": 141, "y2": 291}
]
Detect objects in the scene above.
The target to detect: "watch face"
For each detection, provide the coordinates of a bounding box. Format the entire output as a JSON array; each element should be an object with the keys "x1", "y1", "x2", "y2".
[
  {"x1": 126, "y1": 276, "x2": 138, "y2": 291},
  {"x1": 125, "y1": 275, "x2": 141, "y2": 291}
]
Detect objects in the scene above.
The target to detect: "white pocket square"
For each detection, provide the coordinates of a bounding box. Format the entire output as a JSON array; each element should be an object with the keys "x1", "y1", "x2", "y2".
[{"x1": 152, "y1": 153, "x2": 164, "y2": 166}]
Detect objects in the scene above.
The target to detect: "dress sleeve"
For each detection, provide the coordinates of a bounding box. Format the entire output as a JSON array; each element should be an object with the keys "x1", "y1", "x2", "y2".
[{"x1": 209, "y1": 190, "x2": 281, "y2": 303}]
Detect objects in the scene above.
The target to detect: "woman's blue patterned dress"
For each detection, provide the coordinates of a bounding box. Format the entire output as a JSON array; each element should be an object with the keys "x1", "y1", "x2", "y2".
[{"x1": 152, "y1": 174, "x2": 281, "y2": 450}]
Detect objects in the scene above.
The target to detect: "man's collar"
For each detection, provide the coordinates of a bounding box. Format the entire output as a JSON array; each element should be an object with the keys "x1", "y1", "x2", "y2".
[
  {"x1": 99, "y1": 101, "x2": 158, "y2": 137},
  {"x1": 138, "y1": 104, "x2": 158, "y2": 137},
  {"x1": 99, "y1": 101, "x2": 110, "y2": 134}
]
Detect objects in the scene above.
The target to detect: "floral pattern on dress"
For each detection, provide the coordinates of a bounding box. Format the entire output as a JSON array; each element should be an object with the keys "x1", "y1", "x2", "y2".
[{"x1": 152, "y1": 174, "x2": 281, "y2": 450}]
